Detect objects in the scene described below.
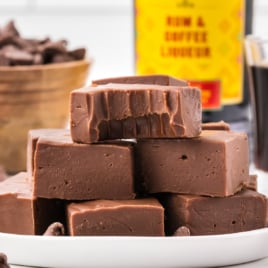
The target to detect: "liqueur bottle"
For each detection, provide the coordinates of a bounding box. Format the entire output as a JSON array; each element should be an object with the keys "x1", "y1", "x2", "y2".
[{"x1": 134, "y1": 0, "x2": 253, "y2": 133}]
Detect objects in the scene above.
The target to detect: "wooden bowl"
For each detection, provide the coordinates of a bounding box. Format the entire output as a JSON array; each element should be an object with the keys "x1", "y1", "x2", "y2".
[{"x1": 0, "y1": 60, "x2": 90, "y2": 173}]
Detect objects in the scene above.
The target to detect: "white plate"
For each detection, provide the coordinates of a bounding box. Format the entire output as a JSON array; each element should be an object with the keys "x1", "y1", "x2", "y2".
[{"x1": 0, "y1": 228, "x2": 268, "y2": 268}]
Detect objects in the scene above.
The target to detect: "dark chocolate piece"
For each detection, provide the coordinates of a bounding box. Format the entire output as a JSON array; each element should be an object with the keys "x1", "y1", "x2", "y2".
[
  {"x1": 0, "y1": 253, "x2": 10, "y2": 268},
  {"x1": 30, "y1": 129, "x2": 135, "y2": 200},
  {"x1": 43, "y1": 222, "x2": 65, "y2": 236},
  {"x1": 135, "y1": 130, "x2": 249, "y2": 197},
  {"x1": 70, "y1": 84, "x2": 201, "y2": 143},
  {"x1": 162, "y1": 189, "x2": 268, "y2": 236},
  {"x1": 5, "y1": 50, "x2": 34, "y2": 65},
  {"x1": 0, "y1": 21, "x2": 86, "y2": 65},
  {"x1": 173, "y1": 226, "x2": 191, "y2": 236},
  {"x1": 67, "y1": 198, "x2": 164, "y2": 236},
  {"x1": 202, "y1": 121, "x2": 231, "y2": 131},
  {"x1": 1, "y1": 20, "x2": 19, "y2": 37},
  {"x1": 51, "y1": 53, "x2": 74, "y2": 63},
  {"x1": 0, "y1": 54, "x2": 9, "y2": 66},
  {"x1": 92, "y1": 74, "x2": 188, "y2": 87},
  {"x1": 33, "y1": 53, "x2": 43, "y2": 65},
  {"x1": 0, "y1": 172, "x2": 65, "y2": 235},
  {"x1": 69, "y1": 48, "x2": 86, "y2": 60}
]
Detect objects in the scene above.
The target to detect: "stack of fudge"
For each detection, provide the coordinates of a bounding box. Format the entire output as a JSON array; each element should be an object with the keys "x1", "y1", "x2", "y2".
[{"x1": 0, "y1": 75, "x2": 267, "y2": 236}]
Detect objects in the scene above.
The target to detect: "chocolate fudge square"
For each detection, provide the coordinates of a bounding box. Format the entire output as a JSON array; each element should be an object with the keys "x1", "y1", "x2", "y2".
[
  {"x1": 70, "y1": 83, "x2": 201, "y2": 143},
  {"x1": 0, "y1": 172, "x2": 64, "y2": 235},
  {"x1": 67, "y1": 198, "x2": 164, "y2": 236},
  {"x1": 162, "y1": 189, "x2": 268, "y2": 236},
  {"x1": 31, "y1": 129, "x2": 135, "y2": 200},
  {"x1": 135, "y1": 130, "x2": 249, "y2": 197}
]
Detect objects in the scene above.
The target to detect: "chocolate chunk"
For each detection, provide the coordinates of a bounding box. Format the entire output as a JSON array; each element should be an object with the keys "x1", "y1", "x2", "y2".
[
  {"x1": 135, "y1": 130, "x2": 249, "y2": 197},
  {"x1": 92, "y1": 74, "x2": 188, "y2": 87},
  {"x1": 41, "y1": 40, "x2": 68, "y2": 63},
  {"x1": 33, "y1": 53, "x2": 43, "y2": 65},
  {"x1": 0, "y1": 54, "x2": 9, "y2": 66},
  {"x1": 1, "y1": 44, "x2": 17, "y2": 53},
  {"x1": 43, "y1": 222, "x2": 65, "y2": 236},
  {"x1": 41, "y1": 40, "x2": 67, "y2": 54},
  {"x1": 0, "y1": 21, "x2": 86, "y2": 65},
  {"x1": 202, "y1": 120, "x2": 231, "y2": 131},
  {"x1": 30, "y1": 129, "x2": 135, "y2": 200},
  {"x1": 1, "y1": 20, "x2": 19, "y2": 37},
  {"x1": 173, "y1": 226, "x2": 191, "y2": 236},
  {"x1": 67, "y1": 198, "x2": 164, "y2": 236},
  {"x1": 51, "y1": 53, "x2": 74, "y2": 63},
  {"x1": 68, "y1": 48, "x2": 86, "y2": 60},
  {"x1": 5, "y1": 50, "x2": 34, "y2": 65},
  {"x1": 70, "y1": 84, "x2": 201, "y2": 143},
  {"x1": 0, "y1": 253, "x2": 10, "y2": 268},
  {"x1": 0, "y1": 172, "x2": 65, "y2": 235},
  {"x1": 162, "y1": 189, "x2": 268, "y2": 236},
  {"x1": 0, "y1": 35, "x2": 16, "y2": 49}
]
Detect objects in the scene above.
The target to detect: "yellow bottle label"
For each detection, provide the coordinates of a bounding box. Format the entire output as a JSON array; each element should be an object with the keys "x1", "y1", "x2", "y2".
[{"x1": 135, "y1": 0, "x2": 245, "y2": 110}]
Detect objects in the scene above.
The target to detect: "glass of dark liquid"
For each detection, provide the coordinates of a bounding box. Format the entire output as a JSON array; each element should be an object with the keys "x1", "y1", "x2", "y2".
[{"x1": 245, "y1": 36, "x2": 268, "y2": 183}]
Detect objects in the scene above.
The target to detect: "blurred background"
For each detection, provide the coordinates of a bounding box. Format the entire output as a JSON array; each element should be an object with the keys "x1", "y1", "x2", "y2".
[{"x1": 0, "y1": 0, "x2": 264, "y2": 82}]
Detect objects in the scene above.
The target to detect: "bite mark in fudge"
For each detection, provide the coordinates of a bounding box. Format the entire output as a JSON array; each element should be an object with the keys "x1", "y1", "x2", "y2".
[
  {"x1": 31, "y1": 129, "x2": 135, "y2": 200},
  {"x1": 67, "y1": 198, "x2": 164, "y2": 236},
  {"x1": 0, "y1": 172, "x2": 65, "y2": 235},
  {"x1": 0, "y1": 253, "x2": 10, "y2": 268},
  {"x1": 135, "y1": 130, "x2": 249, "y2": 197},
  {"x1": 161, "y1": 189, "x2": 268, "y2": 236},
  {"x1": 70, "y1": 84, "x2": 201, "y2": 143},
  {"x1": 202, "y1": 120, "x2": 231, "y2": 131},
  {"x1": 92, "y1": 74, "x2": 188, "y2": 87},
  {"x1": 43, "y1": 222, "x2": 65, "y2": 236}
]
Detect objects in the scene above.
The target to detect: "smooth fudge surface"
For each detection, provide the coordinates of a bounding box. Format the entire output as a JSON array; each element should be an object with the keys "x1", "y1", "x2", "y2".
[
  {"x1": 135, "y1": 130, "x2": 249, "y2": 197},
  {"x1": 70, "y1": 83, "x2": 201, "y2": 143},
  {"x1": 202, "y1": 121, "x2": 231, "y2": 131},
  {"x1": 32, "y1": 129, "x2": 135, "y2": 200},
  {"x1": 27, "y1": 128, "x2": 69, "y2": 177},
  {"x1": 0, "y1": 172, "x2": 64, "y2": 235},
  {"x1": 162, "y1": 189, "x2": 268, "y2": 236},
  {"x1": 92, "y1": 74, "x2": 188, "y2": 87},
  {"x1": 67, "y1": 198, "x2": 164, "y2": 236}
]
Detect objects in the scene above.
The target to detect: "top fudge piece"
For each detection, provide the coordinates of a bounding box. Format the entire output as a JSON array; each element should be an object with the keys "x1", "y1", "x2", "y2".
[
  {"x1": 70, "y1": 83, "x2": 201, "y2": 143},
  {"x1": 92, "y1": 74, "x2": 188, "y2": 87}
]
